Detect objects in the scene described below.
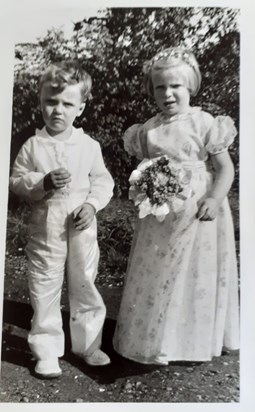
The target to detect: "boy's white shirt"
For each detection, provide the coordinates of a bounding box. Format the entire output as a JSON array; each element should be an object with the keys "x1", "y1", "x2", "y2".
[{"x1": 9, "y1": 126, "x2": 114, "y2": 212}]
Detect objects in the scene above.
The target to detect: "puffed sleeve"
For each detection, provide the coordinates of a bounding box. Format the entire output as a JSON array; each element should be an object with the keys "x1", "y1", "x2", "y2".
[
  {"x1": 205, "y1": 115, "x2": 237, "y2": 155},
  {"x1": 123, "y1": 124, "x2": 148, "y2": 160}
]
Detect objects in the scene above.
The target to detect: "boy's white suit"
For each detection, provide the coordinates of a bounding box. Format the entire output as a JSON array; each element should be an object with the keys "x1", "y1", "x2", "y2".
[{"x1": 10, "y1": 127, "x2": 114, "y2": 359}]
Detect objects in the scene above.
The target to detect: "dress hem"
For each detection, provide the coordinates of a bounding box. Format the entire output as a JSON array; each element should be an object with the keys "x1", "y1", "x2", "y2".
[{"x1": 113, "y1": 346, "x2": 239, "y2": 365}]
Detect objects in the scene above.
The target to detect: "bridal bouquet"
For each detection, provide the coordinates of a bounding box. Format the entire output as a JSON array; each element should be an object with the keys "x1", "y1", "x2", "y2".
[{"x1": 129, "y1": 156, "x2": 192, "y2": 222}]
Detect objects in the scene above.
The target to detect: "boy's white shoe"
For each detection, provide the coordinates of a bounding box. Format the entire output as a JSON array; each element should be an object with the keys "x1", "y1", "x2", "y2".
[
  {"x1": 82, "y1": 349, "x2": 111, "y2": 366},
  {"x1": 35, "y1": 359, "x2": 62, "y2": 378}
]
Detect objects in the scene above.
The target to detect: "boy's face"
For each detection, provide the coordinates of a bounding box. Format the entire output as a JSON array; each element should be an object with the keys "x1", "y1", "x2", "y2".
[{"x1": 40, "y1": 82, "x2": 85, "y2": 136}]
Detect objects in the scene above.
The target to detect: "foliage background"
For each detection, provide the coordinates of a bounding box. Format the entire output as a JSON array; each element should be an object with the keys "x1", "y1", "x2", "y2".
[
  {"x1": 1, "y1": 9, "x2": 240, "y2": 402},
  {"x1": 7, "y1": 7, "x2": 240, "y2": 280},
  {"x1": 11, "y1": 7, "x2": 239, "y2": 198}
]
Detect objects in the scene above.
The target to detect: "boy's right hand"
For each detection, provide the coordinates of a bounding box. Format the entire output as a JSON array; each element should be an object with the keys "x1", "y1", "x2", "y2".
[{"x1": 44, "y1": 168, "x2": 71, "y2": 191}]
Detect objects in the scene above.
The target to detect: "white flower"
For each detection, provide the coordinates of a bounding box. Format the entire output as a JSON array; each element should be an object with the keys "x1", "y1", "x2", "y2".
[
  {"x1": 139, "y1": 198, "x2": 153, "y2": 219},
  {"x1": 137, "y1": 158, "x2": 153, "y2": 171},
  {"x1": 154, "y1": 203, "x2": 170, "y2": 222},
  {"x1": 157, "y1": 172, "x2": 169, "y2": 185},
  {"x1": 129, "y1": 169, "x2": 142, "y2": 184}
]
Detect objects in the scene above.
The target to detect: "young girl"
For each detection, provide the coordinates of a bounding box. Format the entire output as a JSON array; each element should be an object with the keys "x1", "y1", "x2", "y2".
[{"x1": 113, "y1": 47, "x2": 239, "y2": 365}]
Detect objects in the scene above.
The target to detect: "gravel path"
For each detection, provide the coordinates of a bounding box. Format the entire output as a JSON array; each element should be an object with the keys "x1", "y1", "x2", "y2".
[{"x1": 1, "y1": 283, "x2": 239, "y2": 404}]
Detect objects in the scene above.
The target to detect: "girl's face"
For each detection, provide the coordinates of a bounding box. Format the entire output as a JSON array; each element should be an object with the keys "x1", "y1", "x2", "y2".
[
  {"x1": 152, "y1": 67, "x2": 191, "y2": 117},
  {"x1": 40, "y1": 82, "x2": 85, "y2": 136}
]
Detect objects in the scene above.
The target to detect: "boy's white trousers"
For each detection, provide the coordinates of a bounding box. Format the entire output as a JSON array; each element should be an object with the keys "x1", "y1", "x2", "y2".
[{"x1": 25, "y1": 196, "x2": 106, "y2": 360}]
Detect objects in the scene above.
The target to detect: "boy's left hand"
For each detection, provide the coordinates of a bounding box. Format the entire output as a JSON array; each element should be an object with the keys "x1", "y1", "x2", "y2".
[
  {"x1": 196, "y1": 197, "x2": 219, "y2": 221},
  {"x1": 73, "y1": 203, "x2": 96, "y2": 230}
]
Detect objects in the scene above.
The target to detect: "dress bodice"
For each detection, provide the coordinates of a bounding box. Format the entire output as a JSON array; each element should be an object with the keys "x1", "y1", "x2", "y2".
[{"x1": 123, "y1": 107, "x2": 237, "y2": 165}]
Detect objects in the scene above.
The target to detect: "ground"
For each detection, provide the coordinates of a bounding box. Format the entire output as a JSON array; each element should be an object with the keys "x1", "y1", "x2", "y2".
[{"x1": 1, "y1": 198, "x2": 239, "y2": 404}]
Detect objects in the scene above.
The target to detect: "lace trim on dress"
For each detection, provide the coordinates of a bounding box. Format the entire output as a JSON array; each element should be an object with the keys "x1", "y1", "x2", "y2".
[{"x1": 156, "y1": 106, "x2": 202, "y2": 124}]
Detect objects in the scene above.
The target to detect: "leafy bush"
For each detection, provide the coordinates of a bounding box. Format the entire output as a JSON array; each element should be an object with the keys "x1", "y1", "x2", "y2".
[
  {"x1": 5, "y1": 197, "x2": 31, "y2": 254},
  {"x1": 97, "y1": 199, "x2": 136, "y2": 286},
  {"x1": 11, "y1": 7, "x2": 239, "y2": 197},
  {"x1": 8, "y1": 9, "x2": 239, "y2": 284}
]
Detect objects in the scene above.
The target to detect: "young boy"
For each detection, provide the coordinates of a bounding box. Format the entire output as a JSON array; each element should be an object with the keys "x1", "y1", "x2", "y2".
[{"x1": 9, "y1": 61, "x2": 114, "y2": 378}]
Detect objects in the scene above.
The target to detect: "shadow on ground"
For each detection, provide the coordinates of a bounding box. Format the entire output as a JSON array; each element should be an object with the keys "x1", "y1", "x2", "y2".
[{"x1": 2, "y1": 299, "x2": 159, "y2": 384}]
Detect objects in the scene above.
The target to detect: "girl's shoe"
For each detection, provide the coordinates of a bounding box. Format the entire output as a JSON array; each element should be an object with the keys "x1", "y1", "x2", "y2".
[
  {"x1": 35, "y1": 359, "x2": 62, "y2": 379},
  {"x1": 82, "y1": 349, "x2": 111, "y2": 366},
  {"x1": 154, "y1": 356, "x2": 169, "y2": 365}
]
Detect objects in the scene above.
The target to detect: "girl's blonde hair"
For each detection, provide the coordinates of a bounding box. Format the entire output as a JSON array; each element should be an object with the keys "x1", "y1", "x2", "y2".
[
  {"x1": 143, "y1": 47, "x2": 201, "y2": 97},
  {"x1": 39, "y1": 60, "x2": 92, "y2": 102}
]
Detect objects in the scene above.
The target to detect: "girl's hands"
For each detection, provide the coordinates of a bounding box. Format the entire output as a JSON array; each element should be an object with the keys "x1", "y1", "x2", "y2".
[
  {"x1": 196, "y1": 151, "x2": 234, "y2": 222},
  {"x1": 197, "y1": 197, "x2": 220, "y2": 221},
  {"x1": 44, "y1": 168, "x2": 71, "y2": 191},
  {"x1": 73, "y1": 203, "x2": 96, "y2": 230}
]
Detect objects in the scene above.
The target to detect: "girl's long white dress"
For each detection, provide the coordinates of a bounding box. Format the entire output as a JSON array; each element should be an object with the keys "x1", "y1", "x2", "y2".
[{"x1": 113, "y1": 107, "x2": 239, "y2": 363}]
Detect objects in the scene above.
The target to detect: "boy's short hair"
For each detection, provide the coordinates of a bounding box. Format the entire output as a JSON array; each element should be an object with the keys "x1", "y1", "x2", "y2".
[{"x1": 39, "y1": 60, "x2": 92, "y2": 101}]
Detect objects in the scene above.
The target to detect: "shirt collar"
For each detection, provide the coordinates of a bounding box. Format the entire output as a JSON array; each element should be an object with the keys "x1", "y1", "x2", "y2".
[{"x1": 35, "y1": 126, "x2": 84, "y2": 145}]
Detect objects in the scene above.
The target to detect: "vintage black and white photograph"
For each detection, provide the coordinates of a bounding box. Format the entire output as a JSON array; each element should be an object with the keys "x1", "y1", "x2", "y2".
[{"x1": 0, "y1": 0, "x2": 254, "y2": 409}]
